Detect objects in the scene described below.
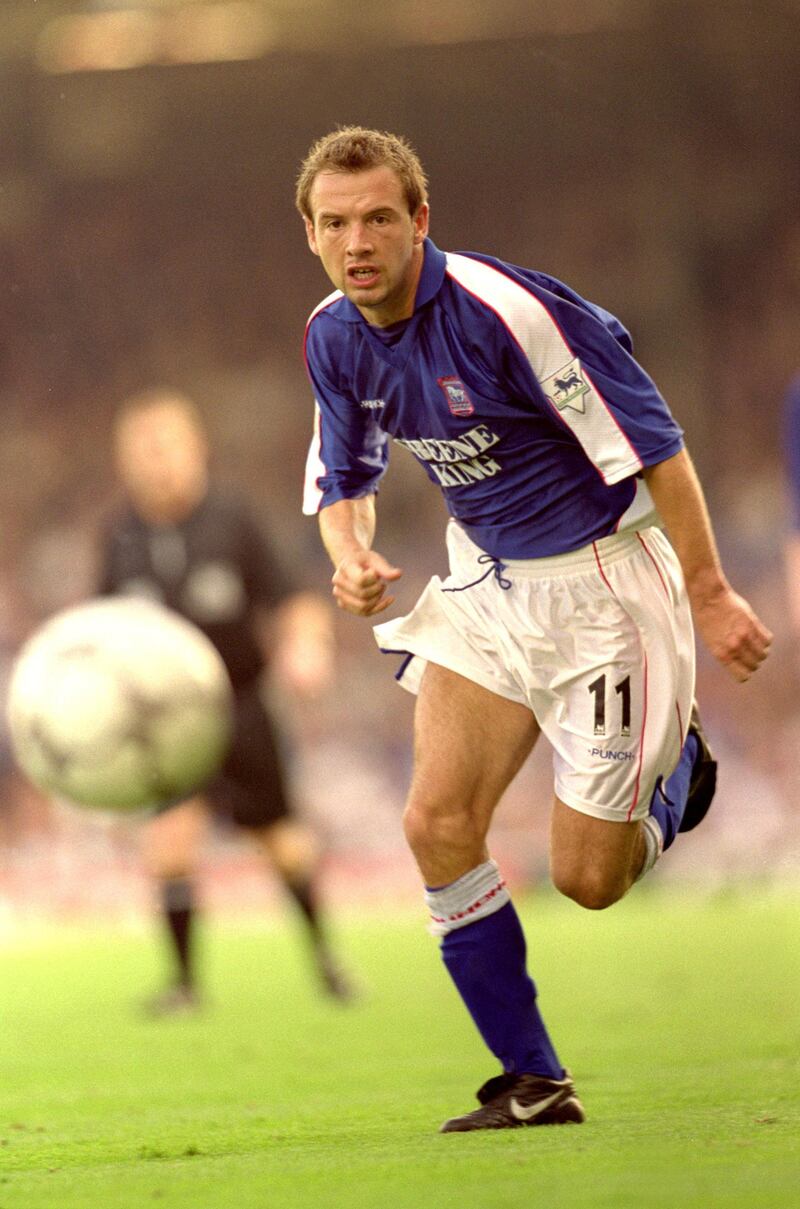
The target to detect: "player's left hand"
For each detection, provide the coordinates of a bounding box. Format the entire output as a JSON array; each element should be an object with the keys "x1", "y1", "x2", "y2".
[{"x1": 693, "y1": 586, "x2": 772, "y2": 682}]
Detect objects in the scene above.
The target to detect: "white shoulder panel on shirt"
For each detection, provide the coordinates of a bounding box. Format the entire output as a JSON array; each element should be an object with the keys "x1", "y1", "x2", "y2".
[
  {"x1": 445, "y1": 253, "x2": 643, "y2": 485},
  {"x1": 306, "y1": 288, "x2": 344, "y2": 327}
]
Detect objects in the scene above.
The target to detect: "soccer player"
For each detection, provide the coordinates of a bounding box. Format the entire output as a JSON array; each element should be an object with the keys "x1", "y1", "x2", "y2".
[
  {"x1": 296, "y1": 128, "x2": 772, "y2": 1131},
  {"x1": 100, "y1": 388, "x2": 352, "y2": 1011}
]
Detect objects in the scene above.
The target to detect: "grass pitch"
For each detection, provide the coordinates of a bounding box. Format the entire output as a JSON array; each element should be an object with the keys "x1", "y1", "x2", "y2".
[{"x1": 1, "y1": 889, "x2": 798, "y2": 1209}]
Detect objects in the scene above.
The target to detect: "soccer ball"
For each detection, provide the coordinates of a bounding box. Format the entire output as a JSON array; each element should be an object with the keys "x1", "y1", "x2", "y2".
[{"x1": 6, "y1": 597, "x2": 234, "y2": 811}]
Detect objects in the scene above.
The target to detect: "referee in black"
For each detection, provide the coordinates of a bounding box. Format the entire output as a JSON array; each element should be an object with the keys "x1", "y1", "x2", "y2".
[{"x1": 99, "y1": 387, "x2": 352, "y2": 1012}]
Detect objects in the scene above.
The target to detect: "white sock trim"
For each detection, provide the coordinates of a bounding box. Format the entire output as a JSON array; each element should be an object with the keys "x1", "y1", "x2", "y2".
[
  {"x1": 424, "y1": 858, "x2": 510, "y2": 937},
  {"x1": 637, "y1": 816, "x2": 664, "y2": 882}
]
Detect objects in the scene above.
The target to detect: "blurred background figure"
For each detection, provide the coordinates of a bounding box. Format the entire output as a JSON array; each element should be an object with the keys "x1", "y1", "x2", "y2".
[{"x1": 99, "y1": 388, "x2": 353, "y2": 1011}]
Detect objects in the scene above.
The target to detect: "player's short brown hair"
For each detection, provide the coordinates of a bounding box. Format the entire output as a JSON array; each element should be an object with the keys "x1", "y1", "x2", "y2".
[{"x1": 295, "y1": 126, "x2": 428, "y2": 221}]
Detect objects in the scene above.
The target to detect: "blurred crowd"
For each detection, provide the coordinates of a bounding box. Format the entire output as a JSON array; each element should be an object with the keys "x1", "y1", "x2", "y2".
[{"x1": 1, "y1": 5, "x2": 799, "y2": 912}]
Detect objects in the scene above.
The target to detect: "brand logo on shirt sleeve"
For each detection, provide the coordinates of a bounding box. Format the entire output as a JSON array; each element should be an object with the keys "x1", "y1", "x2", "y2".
[
  {"x1": 437, "y1": 376, "x2": 475, "y2": 417},
  {"x1": 542, "y1": 359, "x2": 590, "y2": 413}
]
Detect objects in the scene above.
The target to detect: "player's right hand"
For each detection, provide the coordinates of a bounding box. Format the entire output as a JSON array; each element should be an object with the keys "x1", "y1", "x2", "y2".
[{"x1": 331, "y1": 551, "x2": 402, "y2": 616}]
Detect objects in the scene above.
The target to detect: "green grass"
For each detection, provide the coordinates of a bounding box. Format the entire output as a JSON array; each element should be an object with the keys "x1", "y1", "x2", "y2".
[{"x1": 1, "y1": 889, "x2": 798, "y2": 1209}]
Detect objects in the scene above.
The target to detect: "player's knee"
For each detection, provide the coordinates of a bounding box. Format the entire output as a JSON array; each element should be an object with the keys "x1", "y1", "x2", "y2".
[
  {"x1": 551, "y1": 865, "x2": 627, "y2": 911},
  {"x1": 259, "y1": 820, "x2": 319, "y2": 877},
  {"x1": 402, "y1": 802, "x2": 442, "y2": 856},
  {"x1": 402, "y1": 799, "x2": 478, "y2": 861}
]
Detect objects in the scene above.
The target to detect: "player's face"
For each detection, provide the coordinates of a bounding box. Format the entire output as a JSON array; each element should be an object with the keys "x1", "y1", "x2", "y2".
[
  {"x1": 305, "y1": 165, "x2": 429, "y2": 328},
  {"x1": 115, "y1": 403, "x2": 208, "y2": 522}
]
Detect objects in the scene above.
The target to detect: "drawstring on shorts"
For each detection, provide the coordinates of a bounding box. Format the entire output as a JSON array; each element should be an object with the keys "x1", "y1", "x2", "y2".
[{"x1": 442, "y1": 552, "x2": 512, "y2": 594}]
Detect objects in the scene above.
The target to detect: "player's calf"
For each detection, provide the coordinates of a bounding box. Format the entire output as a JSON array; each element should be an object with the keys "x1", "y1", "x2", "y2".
[
  {"x1": 549, "y1": 798, "x2": 646, "y2": 910},
  {"x1": 422, "y1": 859, "x2": 571, "y2": 1130}
]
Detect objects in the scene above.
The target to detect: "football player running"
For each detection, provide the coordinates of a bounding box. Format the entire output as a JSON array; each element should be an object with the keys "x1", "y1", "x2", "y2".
[{"x1": 296, "y1": 127, "x2": 771, "y2": 1132}]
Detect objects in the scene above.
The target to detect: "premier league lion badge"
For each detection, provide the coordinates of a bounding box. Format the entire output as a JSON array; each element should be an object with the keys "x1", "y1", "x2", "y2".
[{"x1": 541, "y1": 359, "x2": 590, "y2": 414}]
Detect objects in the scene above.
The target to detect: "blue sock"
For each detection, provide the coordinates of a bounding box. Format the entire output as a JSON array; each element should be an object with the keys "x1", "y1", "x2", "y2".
[
  {"x1": 440, "y1": 901, "x2": 563, "y2": 1079},
  {"x1": 648, "y1": 732, "x2": 699, "y2": 850}
]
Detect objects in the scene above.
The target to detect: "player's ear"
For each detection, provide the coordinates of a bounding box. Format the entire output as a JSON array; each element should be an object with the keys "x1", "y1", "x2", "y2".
[
  {"x1": 413, "y1": 203, "x2": 429, "y2": 245},
  {"x1": 305, "y1": 217, "x2": 320, "y2": 256}
]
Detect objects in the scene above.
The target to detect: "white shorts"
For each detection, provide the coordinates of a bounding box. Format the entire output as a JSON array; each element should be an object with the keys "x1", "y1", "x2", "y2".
[{"x1": 374, "y1": 520, "x2": 695, "y2": 824}]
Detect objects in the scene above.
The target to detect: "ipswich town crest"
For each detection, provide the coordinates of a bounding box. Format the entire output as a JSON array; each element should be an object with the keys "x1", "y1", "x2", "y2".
[
  {"x1": 541, "y1": 358, "x2": 590, "y2": 414},
  {"x1": 437, "y1": 376, "x2": 475, "y2": 417}
]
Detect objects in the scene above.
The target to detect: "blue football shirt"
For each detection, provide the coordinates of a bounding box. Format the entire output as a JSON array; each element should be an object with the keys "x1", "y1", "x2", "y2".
[{"x1": 303, "y1": 238, "x2": 684, "y2": 559}]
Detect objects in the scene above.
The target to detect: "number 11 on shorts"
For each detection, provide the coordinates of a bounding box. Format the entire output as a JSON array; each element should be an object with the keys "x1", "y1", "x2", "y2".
[{"x1": 588, "y1": 674, "x2": 632, "y2": 737}]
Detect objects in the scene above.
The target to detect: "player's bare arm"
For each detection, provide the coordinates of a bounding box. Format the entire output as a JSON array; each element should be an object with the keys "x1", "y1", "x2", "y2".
[
  {"x1": 318, "y1": 496, "x2": 402, "y2": 617},
  {"x1": 643, "y1": 449, "x2": 772, "y2": 681}
]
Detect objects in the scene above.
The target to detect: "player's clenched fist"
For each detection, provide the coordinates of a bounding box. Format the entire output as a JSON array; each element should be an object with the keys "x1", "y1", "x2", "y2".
[
  {"x1": 694, "y1": 587, "x2": 772, "y2": 682},
  {"x1": 331, "y1": 551, "x2": 402, "y2": 616}
]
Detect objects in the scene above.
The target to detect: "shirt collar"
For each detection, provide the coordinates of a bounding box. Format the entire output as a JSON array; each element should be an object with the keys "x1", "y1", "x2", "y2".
[{"x1": 335, "y1": 237, "x2": 447, "y2": 324}]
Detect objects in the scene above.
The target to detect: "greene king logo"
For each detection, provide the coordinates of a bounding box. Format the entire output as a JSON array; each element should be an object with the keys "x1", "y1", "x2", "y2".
[{"x1": 542, "y1": 359, "x2": 590, "y2": 414}]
